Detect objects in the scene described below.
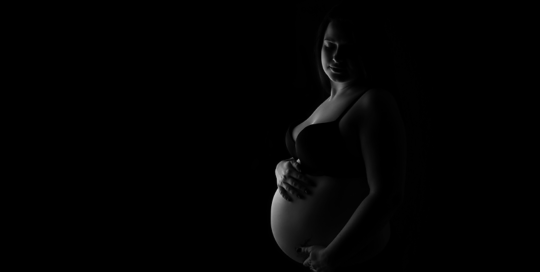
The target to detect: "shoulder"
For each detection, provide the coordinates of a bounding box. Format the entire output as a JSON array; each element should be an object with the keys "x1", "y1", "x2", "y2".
[
  {"x1": 354, "y1": 88, "x2": 402, "y2": 127},
  {"x1": 357, "y1": 88, "x2": 398, "y2": 111}
]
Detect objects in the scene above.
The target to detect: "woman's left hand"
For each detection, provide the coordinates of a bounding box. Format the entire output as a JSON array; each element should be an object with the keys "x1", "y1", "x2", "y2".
[{"x1": 296, "y1": 245, "x2": 337, "y2": 272}]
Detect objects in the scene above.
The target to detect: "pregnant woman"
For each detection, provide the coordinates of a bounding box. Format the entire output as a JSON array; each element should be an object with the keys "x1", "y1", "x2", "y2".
[{"x1": 270, "y1": 4, "x2": 406, "y2": 272}]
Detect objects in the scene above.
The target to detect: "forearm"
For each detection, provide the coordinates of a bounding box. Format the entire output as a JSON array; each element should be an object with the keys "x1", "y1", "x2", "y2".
[{"x1": 324, "y1": 193, "x2": 401, "y2": 267}]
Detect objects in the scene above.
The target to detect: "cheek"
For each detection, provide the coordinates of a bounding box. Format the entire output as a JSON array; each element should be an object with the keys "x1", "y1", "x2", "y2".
[{"x1": 321, "y1": 52, "x2": 328, "y2": 66}]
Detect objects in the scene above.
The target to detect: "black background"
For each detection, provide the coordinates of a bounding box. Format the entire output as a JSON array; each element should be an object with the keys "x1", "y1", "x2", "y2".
[
  {"x1": 191, "y1": 2, "x2": 531, "y2": 271},
  {"x1": 19, "y1": 1, "x2": 535, "y2": 271}
]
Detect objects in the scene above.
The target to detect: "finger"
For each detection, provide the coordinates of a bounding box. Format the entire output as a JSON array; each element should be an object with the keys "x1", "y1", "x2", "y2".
[
  {"x1": 283, "y1": 182, "x2": 304, "y2": 199},
  {"x1": 296, "y1": 246, "x2": 310, "y2": 254},
  {"x1": 284, "y1": 167, "x2": 309, "y2": 190},
  {"x1": 297, "y1": 248, "x2": 311, "y2": 267},
  {"x1": 293, "y1": 160, "x2": 301, "y2": 171},
  {"x1": 288, "y1": 174, "x2": 312, "y2": 194},
  {"x1": 287, "y1": 178, "x2": 310, "y2": 197},
  {"x1": 297, "y1": 247, "x2": 314, "y2": 270},
  {"x1": 285, "y1": 159, "x2": 300, "y2": 173},
  {"x1": 294, "y1": 171, "x2": 315, "y2": 188},
  {"x1": 278, "y1": 186, "x2": 292, "y2": 202},
  {"x1": 288, "y1": 162, "x2": 315, "y2": 188}
]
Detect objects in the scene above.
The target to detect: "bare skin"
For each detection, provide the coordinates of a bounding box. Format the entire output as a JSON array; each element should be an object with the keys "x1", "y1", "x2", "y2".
[
  {"x1": 271, "y1": 87, "x2": 391, "y2": 266},
  {"x1": 275, "y1": 19, "x2": 369, "y2": 202},
  {"x1": 271, "y1": 20, "x2": 404, "y2": 269}
]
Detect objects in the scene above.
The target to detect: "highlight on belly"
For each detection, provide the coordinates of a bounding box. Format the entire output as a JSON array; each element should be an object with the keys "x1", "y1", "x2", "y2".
[
  {"x1": 270, "y1": 181, "x2": 360, "y2": 264},
  {"x1": 270, "y1": 176, "x2": 387, "y2": 265}
]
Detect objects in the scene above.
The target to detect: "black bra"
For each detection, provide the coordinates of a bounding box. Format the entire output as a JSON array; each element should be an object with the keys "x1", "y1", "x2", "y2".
[{"x1": 285, "y1": 91, "x2": 368, "y2": 178}]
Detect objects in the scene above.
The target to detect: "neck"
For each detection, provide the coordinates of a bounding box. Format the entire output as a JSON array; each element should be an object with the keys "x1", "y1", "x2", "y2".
[{"x1": 328, "y1": 79, "x2": 366, "y2": 101}]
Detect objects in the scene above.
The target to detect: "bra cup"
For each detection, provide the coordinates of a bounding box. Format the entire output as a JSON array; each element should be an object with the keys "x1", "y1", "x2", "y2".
[
  {"x1": 286, "y1": 90, "x2": 370, "y2": 178},
  {"x1": 294, "y1": 123, "x2": 364, "y2": 178}
]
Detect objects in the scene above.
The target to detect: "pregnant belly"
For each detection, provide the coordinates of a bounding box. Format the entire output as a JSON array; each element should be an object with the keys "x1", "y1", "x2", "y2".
[{"x1": 270, "y1": 175, "x2": 390, "y2": 265}]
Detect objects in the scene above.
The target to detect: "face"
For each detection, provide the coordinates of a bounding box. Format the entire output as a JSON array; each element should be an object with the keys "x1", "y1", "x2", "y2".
[{"x1": 321, "y1": 21, "x2": 361, "y2": 83}]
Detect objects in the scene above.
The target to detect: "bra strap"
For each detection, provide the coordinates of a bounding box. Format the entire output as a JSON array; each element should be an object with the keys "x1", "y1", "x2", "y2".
[{"x1": 336, "y1": 89, "x2": 370, "y2": 122}]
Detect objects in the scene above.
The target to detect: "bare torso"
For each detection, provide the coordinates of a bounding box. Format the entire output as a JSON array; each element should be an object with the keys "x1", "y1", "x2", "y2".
[{"x1": 270, "y1": 89, "x2": 391, "y2": 266}]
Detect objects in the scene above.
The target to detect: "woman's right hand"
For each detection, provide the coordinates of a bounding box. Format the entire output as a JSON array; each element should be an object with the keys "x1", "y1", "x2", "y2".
[{"x1": 275, "y1": 158, "x2": 315, "y2": 202}]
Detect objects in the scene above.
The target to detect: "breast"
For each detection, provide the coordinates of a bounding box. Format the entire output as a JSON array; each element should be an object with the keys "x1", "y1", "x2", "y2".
[{"x1": 270, "y1": 175, "x2": 389, "y2": 265}]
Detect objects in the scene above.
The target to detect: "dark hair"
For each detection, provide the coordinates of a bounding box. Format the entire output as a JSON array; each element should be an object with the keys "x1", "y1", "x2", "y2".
[{"x1": 313, "y1": 2, "x2": 398, "y2": 99}]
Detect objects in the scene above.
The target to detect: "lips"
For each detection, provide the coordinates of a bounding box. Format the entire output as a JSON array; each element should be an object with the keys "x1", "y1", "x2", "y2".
[{"x1": 329, "y1": 65, "x2": 346, "y2": 74}]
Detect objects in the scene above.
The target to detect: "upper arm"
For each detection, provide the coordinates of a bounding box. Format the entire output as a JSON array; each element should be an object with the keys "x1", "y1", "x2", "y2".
[{"x1": 357, "y1": 89, "x2": 406, "y2": 197}]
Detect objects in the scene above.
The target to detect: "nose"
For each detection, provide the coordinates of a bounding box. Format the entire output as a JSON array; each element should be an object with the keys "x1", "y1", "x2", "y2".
[
  {"x1": 332, "y1": 53, "x2": 342, "y2": 64},
  {"x1": 332, "y1": 48, "x2": 345, "y2": 64}
]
